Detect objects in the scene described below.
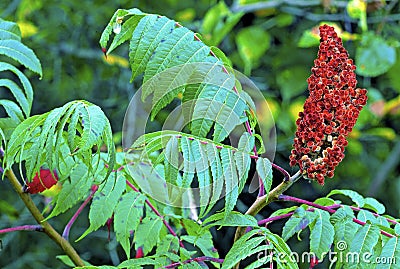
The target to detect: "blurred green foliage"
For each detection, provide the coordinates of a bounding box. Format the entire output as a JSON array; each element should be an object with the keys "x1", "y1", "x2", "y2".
[{"x1": 1, "y1": 0, "x2": 400, "y2": 268}]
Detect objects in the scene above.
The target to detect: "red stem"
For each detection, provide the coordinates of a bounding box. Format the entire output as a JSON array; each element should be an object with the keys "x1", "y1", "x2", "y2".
[
  {"x1": 125, "y1": 180, "x2": 185, "y2": 248},
  {"x1": 62, "y1": 185, "x2": 98, "y2": 240},
  {"x1": 0, "y1": 225, "x2": 43, "y2": 234},
  {"x1": 257, "y1": 212, "x2": 295, "y2": 226},
  {"x1": 347, "y1": 205, "x2": 399, "y2": 225},
  {"x1": 278, "y1": 195, "x2": 394, "y2": 238},
  {"x1": 163, "y1": 256, "x2": 224, "y2": 268},
  {"x1": 279, "y1": 194, "x2": 336, "y2": 213}
]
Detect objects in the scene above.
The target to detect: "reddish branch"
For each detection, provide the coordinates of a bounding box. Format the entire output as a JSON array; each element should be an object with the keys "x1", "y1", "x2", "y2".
[
  {"x1": 125, "y1": 180, "x2": 185, "y2": 248},
  {"x1": 278, "y1": 195, "x2": 395, "y2": 238},
  {"x1": 0, "y1": 225, "x2": 44, "y2": 234},
  {"x1": 163, "y1": 256, "x2": 224, "y2": 268},
  {"x1": 62, "y1": 185, "x2": 99, "y2": 240}
]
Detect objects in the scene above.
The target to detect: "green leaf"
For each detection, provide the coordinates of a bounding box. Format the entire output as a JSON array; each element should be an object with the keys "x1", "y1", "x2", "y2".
[
  {"x1": 363, "y1": 197, "x2": 385, "y2": 214},
  {"x1": 205, "y1": 142, "x2": 224, "y2": 215},
  {"x1": 356, "y1": 32, "x2": 396, "y2": 77},
  {"x1": 100, "y1": 9, "x2": 248, "y2": 143},
  {"x1": 282, "y1": 207, "x2": 315, "y2": 241},
  {"x1": 0, "y1": 62, "x2": 34, "y2": 114},
  {"x1": 180, "y1": 137, "x2": 196, "y2": 188},
  {"x1": 118, "y1": 257, "x2": 159, "y2": 268},
  {"x1": 143, "y1": 27, "x2": 194, "y2": 82},
  {"x1": 264, "y1": 230, "x2": 299, "y2": 269},
  {"x1": 277, "y1": 66, "x2": 309, "y2": 102},
  {"x1": 357, "y1": 209, "x2": 378, "y2": 224},
  {"x1": 346, "y1": 224, "x2": 381, "y2": 269},
  {"x1": 211, "y1": 46, "x2": 232, "y2": 68},
  {"x1": 164, "y1": 135, "x2": 180, "y2": 186},
  {"x1": 190, "y1": 73, "x2": 248, "y2": 142},
  {"x1": 74, "y1": 265, "x2": 118, "y2": 269},
  {"x1": 395, "y1": 224, "x2": 400, "y2": 235},
  {"x1": 327, "y1": 189, "x2": 365, "y2": 207},
  {"x1": 235, "y1": 133, "x2": 253, "y2": 192},
  {"x1": 269, "y1": 206, "x2": 298, "y2": 218},
  {"x1": 188, "y1": 139, "x2": 211, "y2": 217},
  {"x1": 129, "y1": 15, "x2": 173, "y2": 81},
  {"x1": 223, "y1": 228, "x2": 298, "y2": 269},
  {"x1": 130, "y1": 162, "x2": 169, "y2": 204},
  {"x1": 0, "y1": 60, "x2": 35, "y2": 140},
  {"x1": 45, "y1": 163, "x2": 91, "y2": 219},
  {"x1": 297, "y1": 29, "x2": 320, "y2": 48},
  {"x1": 0, "y1": 19, "x2": 21, "y2": 41},
  {"x1": 107, "y1": 15, "x2": 145, "y2": 54},
  {"x1": 0, "y1": 78, "x2": 30, "y2": 117},
  {"x1": 180, "y1": 262, "x2": 204, "y2": 269},
  {"x1": 0, "y1": 39, "x2": 42, "y2": 77},
  {"x1": 221, "y1": 228, "x2": 270, "y2": 269},
  {"x1": 256, "y1": 157, "x2": 273, "y2": 197},
  {"x1": 376, "y1": 237, "x2": 400, "y2": 269},
  {"x1": 99, "y1": 8, "x2": 145, "y2": 50},
  {"x1": 309, "y1": 209, "x2": 335, "y2": 259},
  {"x1": 330, "y1": 206, "x2": 355, "y2": 224},
  {"x1": 0, "y1": 99, "x2": 24, "y2": 122},
  {"x1": 182, "y1": 234, "x2": 219, "y2": 259},
  {"x1": 236, "y1": 26, "x2": 270, "y2": 75},
  {"x1": 220, "y1": 147, "x2": 239, "y2": 218},
  {"x1": 201, "y1": 1, "x2": 243, "y2": 46},
  {"x1": 156, "y1": 234, "x2": 180, "y2": 255},
  {"x1": 114, "y1": 191, "x2": 146, "y2": 259},
  {"x1": 313, "y1": 197, "x2": 336, "y2": 206},
  {"x1": 5, "y1": 100, "x2": 116, "y2": 184},
  {"x1": 131, "y1": 130, "x2": 254, "y2": 216},
  {"x1": 202, "y1": 211, "x2": 258, "y2": 228},
  {"x1": 77, "y1": 173, "x2": 125, "y2": 240},
  {"x1": 134, "y1": 215, "x2": 164, "y2": 255}
]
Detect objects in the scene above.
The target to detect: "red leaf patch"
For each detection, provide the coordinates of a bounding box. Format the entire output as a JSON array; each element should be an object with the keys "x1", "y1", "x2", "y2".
[{"x1": 26, "y1": 169, "x2": 59, "y2": 194}]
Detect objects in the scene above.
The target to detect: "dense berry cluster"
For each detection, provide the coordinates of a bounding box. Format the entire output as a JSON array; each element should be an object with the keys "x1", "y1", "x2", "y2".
[{"x1": 289, "y1": 24, "x2": 367, "y2": 185}]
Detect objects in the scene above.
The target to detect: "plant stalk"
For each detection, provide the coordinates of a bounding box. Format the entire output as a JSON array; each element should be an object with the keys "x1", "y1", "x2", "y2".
[
  {"x1": 4, "y1": 168, "x2": 84, "y2": 267},
  {"x1": 163, "y1": 256, "x2": 224, "y2": 268},
  {"x1": 278, "y1": 194, "x2": 395, "y2": 238},
  {"x1": 62, "y1": 185, "x2": 98, "y2": 240},
  {"x1": 232, "y1": 170, "x2": 301, "y2": 269},
  {"x1": 0, "y1": 225, "x2": 44, "y2": 234}
]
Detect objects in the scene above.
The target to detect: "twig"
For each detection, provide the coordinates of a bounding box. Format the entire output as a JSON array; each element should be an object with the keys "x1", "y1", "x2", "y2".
[
  {"x1": 125, "y1": 180, "x2": 185, "y2": 248},
  {"x1": 0, "y1": 225, "x2": 44, "y2": 234},
  {"x1": 279, "y1": 195, "x2": 335, "y2": 213},
  {"x1": 346, "y1": 205, "x2": 399, "y2": 226},
  {"x1": 271, "y1": 163, "x2": 290, "y2": 181},
  {"x1": 278, "y1": 195, "x2": 395, "y2": 238},
  {"x1": 245, "y1": 170, "x2": 302, "y2": 218},
  {"x1": 257, "y1": 213, "x2": 294, "y2": 226},
  {"x1": 231, "y1": 171, "x2": 301, "y2": 269},
  {"x1": 62, "y1": 185, "x2": 99, "y2": 240},
  {"x1": 233, "y1": 170, "x2": 301, "y2": 246},
  {"x1": 3, "y1": 167, "x2": 84, "y2": 266},
  {"x1": 163, "y1": 256, "x2": 224, "y2": 268}
]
